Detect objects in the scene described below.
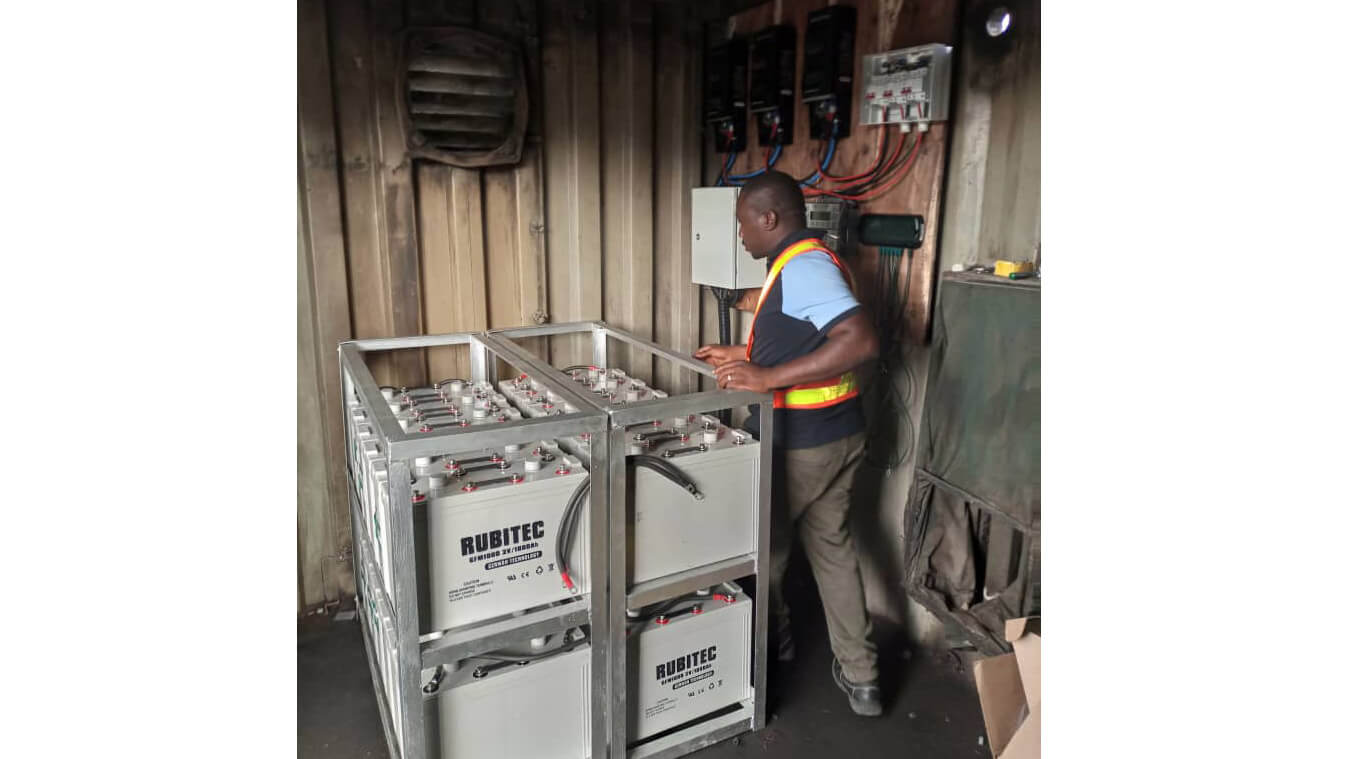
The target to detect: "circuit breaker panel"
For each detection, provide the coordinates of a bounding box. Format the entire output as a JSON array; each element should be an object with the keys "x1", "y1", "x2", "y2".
[
  {"x1": 801, "y1": 4, "x2": 856, "y2": 139},
  {"x1": 860, "y1": 43, "x2": 954, "y2": 127},
  {"x1": 749, "y1": 25, "x2": 795, "y2": 146}
]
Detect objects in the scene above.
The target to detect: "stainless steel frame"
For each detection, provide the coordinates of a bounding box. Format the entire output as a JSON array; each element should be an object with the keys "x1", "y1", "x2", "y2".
[
  {"x1": 490, "y1": 321, "x2": 773, "y2": 759},
  {"x1": 339, "y1": 332, "x2": 613, "y2": 759}
]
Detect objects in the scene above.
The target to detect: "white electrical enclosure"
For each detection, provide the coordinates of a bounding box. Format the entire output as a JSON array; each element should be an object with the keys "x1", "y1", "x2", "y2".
[
  {"x1": 691, "y1": 187, "x2": 766, "y2": 289},
  {"x1": 859, "y1": 43, "x2": 955, "y2": 127}
]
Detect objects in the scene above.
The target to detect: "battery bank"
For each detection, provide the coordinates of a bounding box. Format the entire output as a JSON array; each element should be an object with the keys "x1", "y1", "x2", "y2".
[
  {"x1": 621, "y1": 418, "x2": 760, "y2": 585},
  {"x1": 627, "y1": 589, "x2": 754, "y2": 741},
  {"x1": 421, "y1": 441, "x2": 592, "y2": 633},
  {"x1": 389, "y1": 381, "x2": 524, "y2": 433},
  {"x1": 501, "y1": 375, "x2": 761, "y2": 587},
  {"x1": 424, "y1": 590, "x2": 752, "y2": 756},
  {"x1": 430, "y1": 632, "x2": 591, "y2": 759}
]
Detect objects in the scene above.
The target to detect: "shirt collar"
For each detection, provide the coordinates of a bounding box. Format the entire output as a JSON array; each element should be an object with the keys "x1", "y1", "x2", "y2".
[{"x1": 767, "y1": 227, "x2": 815, "y2": 266}]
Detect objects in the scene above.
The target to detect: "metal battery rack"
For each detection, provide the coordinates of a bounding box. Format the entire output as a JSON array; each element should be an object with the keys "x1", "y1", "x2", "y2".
[
  {"x1": 339, "y1": 332, "x2": 614, "y2": 759},
  {"x1": 490, "y1": 321, "x2": 773, "y2": 759}
]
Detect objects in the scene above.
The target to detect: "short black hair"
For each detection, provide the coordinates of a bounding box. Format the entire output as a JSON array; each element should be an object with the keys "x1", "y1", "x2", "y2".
[{"x1": 740, "y1": 170, "x2": 806, "y2": 226}]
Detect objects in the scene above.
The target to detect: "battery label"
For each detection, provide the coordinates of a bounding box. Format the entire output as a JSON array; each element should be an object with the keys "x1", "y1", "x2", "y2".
[
  {"x1": 445, "y1": 578, "x2": 493, "y2": 604},
  {"x1": 485, "y1": 550, "x2": 543, "y2": 570},
  {"x1": 643, "y1": 697, "x2": 678, "y2": 721},
  {"x1": 671, "y1": 670, "x2": 713, "y2": 690}
]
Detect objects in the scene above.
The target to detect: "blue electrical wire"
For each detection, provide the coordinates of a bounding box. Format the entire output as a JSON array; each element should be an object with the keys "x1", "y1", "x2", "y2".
[
  {"x1": 715, "y1": 150, "x2": 737, "y2": 186},
  {"x1": 799, "y1": 138, "x2": 837, "y2": 187},
  {"x1": 726, "y1": 144, "x2": 783, "y2": 183},
  {"x1": 800, "y1": 118, "x2": 841, "y2": 187}
]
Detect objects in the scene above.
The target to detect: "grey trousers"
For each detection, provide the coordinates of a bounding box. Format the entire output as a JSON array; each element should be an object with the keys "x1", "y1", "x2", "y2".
[{"x1": 768, "y1": 431, "x2": 879, "y2": 683}]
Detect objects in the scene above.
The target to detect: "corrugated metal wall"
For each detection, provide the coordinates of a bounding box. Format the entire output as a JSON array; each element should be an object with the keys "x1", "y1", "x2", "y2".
[{"x1": 297, "y1": 0, "x2": 705, "y2": 612}]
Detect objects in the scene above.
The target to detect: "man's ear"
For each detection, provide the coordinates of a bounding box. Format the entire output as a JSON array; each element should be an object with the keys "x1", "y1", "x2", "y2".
[{"x1": 762, "y1": 209, "x2": 778, "y2": 231}]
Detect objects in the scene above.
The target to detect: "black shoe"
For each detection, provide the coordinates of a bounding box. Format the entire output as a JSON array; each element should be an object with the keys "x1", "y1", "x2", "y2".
[{"x1": 832, "y1": 658, "x2": 882, "y2": 717}]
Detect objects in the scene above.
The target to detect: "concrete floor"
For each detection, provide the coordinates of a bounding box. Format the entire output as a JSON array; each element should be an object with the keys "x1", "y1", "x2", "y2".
[{"x1": 299, "y1": 571, "x2": 988, "y2": 758}]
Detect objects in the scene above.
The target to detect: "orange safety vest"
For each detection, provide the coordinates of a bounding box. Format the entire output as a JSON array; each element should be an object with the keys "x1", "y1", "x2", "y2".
[{"x1": 746, "y1": 238, "x2": 860, "y2": 410}]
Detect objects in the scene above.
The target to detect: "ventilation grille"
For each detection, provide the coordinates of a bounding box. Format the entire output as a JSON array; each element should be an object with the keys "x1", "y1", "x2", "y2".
[{"x1": 401, "y1": 27, "x2": 527, "y2": 168}]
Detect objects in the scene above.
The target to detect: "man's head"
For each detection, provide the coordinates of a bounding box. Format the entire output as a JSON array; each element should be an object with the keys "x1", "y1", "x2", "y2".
[{"x1": 736, "y1": 170, "x2": 807, "y2": 258}]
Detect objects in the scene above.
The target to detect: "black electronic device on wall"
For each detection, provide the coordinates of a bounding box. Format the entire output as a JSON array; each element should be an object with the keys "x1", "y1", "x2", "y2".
[
  {"x1": 801, "y1": 4, "x2": 856, "y2": 140},
  {"x1": 749, "y1": 25, "x2": 795, "y2": 147},
  {"x1": 859, "y1": 213, "x2": 926, "y2": 250},
  {"x1": 705, "y1": 37, "x2": 749, "y2": 153}
]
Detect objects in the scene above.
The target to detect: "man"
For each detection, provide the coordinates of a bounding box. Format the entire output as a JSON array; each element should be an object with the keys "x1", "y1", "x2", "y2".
[{"x1": 694, "y1": 170, "x2": 883, "y2": 717}]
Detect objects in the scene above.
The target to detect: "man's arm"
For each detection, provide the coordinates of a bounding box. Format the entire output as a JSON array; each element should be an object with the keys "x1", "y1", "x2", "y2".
[
  {"x1": 733, "y1": 288, "x2": 761, "y2": 312},
  {"x1": 715, "y1": 311, "x2": 878, "y2": 393}
]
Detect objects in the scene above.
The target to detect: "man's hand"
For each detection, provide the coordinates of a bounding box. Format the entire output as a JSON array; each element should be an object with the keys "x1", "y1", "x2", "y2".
[
  {"x1": 715, "y1": 360, "x2": 778, "y2": 393},
  {"x1": 694, "y1": 344, "x2": 746, "y2": 368}
]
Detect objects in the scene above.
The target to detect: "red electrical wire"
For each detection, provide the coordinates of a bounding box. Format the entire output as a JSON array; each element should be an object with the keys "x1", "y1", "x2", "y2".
[
  {"x1": 817, "y1": 125, "x2": 888, "y2": 181},
  {"x1": 806, "y1": 129, "x2": 909, "y2": 194},
  {"x1": 819, "y1": 129, "x2": 908, "y2": 192},
  {"x1": 763, "y1": 120, "x2": 779, "y2": 168},
  {"x1": 805, "y1": 130, "x2": 925, "y2": 201}
]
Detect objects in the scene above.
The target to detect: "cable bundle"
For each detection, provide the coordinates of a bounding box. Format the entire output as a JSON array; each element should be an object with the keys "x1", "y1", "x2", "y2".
[
  {"x1": 718, "y1": 143, "x2": 784, "y2": 186},
  {"x1": 863, "y1": 248, "x2": 917, "y2": 471},
  {"x1": 802, "y1": 125, "x2": 925, "y2": 201},
  {"x1": 715, "y1": 119, "x2": 921, "y2": 204}
]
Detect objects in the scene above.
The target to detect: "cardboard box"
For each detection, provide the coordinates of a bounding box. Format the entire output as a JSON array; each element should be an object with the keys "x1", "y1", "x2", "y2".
[{"x1": 974, "y1": 617, "x2": 1040, "y2": 759}]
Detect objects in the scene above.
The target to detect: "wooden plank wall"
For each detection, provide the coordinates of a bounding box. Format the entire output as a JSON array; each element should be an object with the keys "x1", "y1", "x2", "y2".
[
  {"x1": 707, "y1": 0, "x2": 960, "y2": 345},
  {"x1": 299, "y1": 0, "x2": 355, "y2": 610},
  {"x1": 296, "y1": 0, "x2": 704, "y2": 612}
]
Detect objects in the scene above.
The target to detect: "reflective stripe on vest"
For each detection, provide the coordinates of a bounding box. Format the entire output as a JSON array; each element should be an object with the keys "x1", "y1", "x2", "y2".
[{"x1": 746, "y1": 238, "x2": 859, "y2": 411}]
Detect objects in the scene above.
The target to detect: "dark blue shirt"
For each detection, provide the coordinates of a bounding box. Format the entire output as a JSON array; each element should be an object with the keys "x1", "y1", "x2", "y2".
[{"x1": 742, "y1": 229, "x2": 865, "y2": 450}]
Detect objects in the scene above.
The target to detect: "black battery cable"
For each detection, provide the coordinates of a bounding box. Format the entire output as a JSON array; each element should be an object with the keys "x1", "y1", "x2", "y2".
[{"x1": 555, "y1": 455, "x2": 703, "y2": 591}]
